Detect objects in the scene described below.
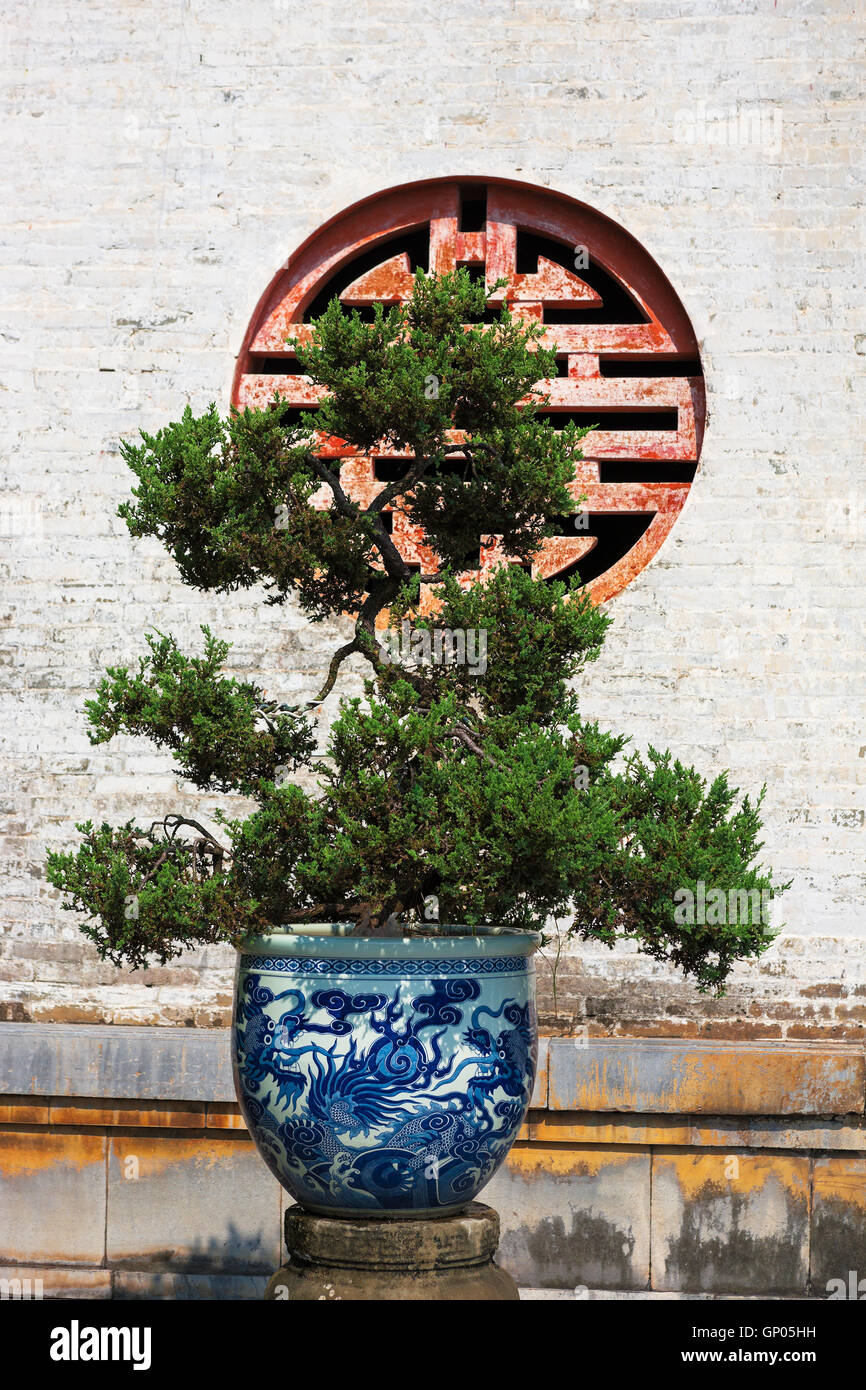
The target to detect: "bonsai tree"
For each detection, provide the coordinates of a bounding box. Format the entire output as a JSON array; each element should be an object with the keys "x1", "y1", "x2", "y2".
[{"x1": 47, "y1": 269, "x2": 784, "y2": 993}]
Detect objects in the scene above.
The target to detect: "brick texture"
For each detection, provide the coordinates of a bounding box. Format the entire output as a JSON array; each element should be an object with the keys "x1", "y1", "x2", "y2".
[{"x1": 1, "y1": 1, "x2": 864, "y2": 1027}]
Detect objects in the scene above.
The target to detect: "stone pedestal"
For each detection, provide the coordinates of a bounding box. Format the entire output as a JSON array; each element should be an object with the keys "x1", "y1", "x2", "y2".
[{"x1": 264, "y1": 1201, "x2": 519, "y2": 1301}]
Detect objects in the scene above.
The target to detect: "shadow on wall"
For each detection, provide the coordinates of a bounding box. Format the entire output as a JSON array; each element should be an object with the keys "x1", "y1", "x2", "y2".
[{"x1": 111, "y1": 1223, "x2": 271, "y2": 1300}]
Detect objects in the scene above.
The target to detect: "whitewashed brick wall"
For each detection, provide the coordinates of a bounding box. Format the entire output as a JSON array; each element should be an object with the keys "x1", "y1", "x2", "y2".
[{"x1": 2, "y1": 0, "x2": 864, "y2": 1032}]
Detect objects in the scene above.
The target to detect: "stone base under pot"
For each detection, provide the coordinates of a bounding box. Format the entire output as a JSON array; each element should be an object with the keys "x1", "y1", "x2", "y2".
[{"x1": 264, "y1": 1201, "x2": 519, "y2": 1301}]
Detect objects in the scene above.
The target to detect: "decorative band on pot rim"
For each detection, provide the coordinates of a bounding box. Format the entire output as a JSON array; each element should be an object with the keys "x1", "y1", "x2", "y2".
[{"x1": 232, "y1": 926, "x2": 540, "y2": 1219}]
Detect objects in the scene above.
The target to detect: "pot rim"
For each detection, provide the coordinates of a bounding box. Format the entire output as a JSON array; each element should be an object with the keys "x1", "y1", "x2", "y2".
[{"x1": 237, "y1": 924, "x2": 541, "y2": 960}]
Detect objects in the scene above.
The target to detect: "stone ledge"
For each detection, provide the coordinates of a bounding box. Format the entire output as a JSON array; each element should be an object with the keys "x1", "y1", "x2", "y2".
[
  {"x1": 1, "y1": 1024, "x2": 863, "y2": 1118},
  {"x1": 0, "y1": 1022, "x2": 236, "y2": 1102},
  {"x1": 0, "y1": 1022, "x2": 548, "y2": 1108},
  {"x1": 530, "y1": 1111, "x2": 866, "y2": 1152},
  {"x1": 114, "y1": 1272, "x2": 268, "y2": 1301},
  {"x1": 518, "y1": 1289, "x2": 821, "y2": 1301},
  {"x1": 547, "y1": 1038, "x2": 866, "y2": 1116},
  {"x1": 0, "y1": 1267, "x2": 113, "y2": 1299},
  {"x1": 5, "y1": 1094, "x2": 866, "y2": 1154},
  {"x1": 0, "y1": 1267, "x2": 267, "y2": 1300}
]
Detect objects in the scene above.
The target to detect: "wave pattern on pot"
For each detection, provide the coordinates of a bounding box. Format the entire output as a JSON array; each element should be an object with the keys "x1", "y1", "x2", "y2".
[{"x1": 232, "y1": 948, "x2": 537, "y2": 1217}]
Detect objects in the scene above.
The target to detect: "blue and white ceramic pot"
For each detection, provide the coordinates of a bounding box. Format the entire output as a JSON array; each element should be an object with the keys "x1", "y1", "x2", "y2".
[{"x1": 232, "y1": 926, "x2": 539, "y2": 1219}]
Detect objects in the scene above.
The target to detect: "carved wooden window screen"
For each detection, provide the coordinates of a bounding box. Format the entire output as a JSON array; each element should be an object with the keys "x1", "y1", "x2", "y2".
[{"x1": 232, "y1": 178, "x2": 704, "y2": 605}]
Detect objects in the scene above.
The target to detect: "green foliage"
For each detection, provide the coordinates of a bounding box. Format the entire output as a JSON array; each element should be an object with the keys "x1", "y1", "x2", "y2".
[
  {"x1": 307, "y1": 691, "x2": 616, "y2": 934},
  {"x1": 382, "y1": 564, "x2": 611, "y2": 729},
  {"x1": 46, "y1": 269, "x2": 786, "y2": 991},
  {"x1": 46, "y1": 821, "x2": 267, "y2": 969},
  {"x1": 118, "y1": 403, "x2": 375, "y2": 619},
  {"x1": 296, "y1": 271, "x2": 583, "y2": 571},
  {"x1": 570, "y1": 750, "x2": 780, "y2": 993},
  {"x1": 85, "y1": 627, "x2": 315, "y2": 796}
]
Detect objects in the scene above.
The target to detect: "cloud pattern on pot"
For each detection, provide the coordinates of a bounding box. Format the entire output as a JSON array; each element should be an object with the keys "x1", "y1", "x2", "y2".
[{"x1": 233, "y1": 967, "x2": 536, "y2": 1214}]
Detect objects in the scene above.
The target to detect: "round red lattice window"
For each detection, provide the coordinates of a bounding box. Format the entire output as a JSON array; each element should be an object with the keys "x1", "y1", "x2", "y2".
[{"x1": 232, "y1": 177, "x2": 704, "y2": 605}]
